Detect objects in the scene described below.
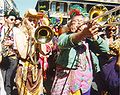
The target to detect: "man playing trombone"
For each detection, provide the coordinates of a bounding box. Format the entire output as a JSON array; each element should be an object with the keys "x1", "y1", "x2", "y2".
[{"x1": 50, "y1": 4, "x2": 109, "y2": 95}]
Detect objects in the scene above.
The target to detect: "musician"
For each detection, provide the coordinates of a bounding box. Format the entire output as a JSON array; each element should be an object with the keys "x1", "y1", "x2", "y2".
[
  {"x1": 97, "y1": 26, "x2": 120, "y2": 95},
  {"x1": 14, "y1": 9, "x2": 44, "y2": 95},
  {"x1": 105, "y1": 38, "x2": 120, "y2": 95},
  {"x1": 37, "y1": 15, "x2": 55, "y2": 94},
  {"x1": 0, "y1": 10, "x2": 18, "y2": 95},
  {"x1": 50, "y1": 4, "x2": 109, "y2": 95},
  {"x1": 37, "y1": 14, "x2": 52, "y2": 76}
]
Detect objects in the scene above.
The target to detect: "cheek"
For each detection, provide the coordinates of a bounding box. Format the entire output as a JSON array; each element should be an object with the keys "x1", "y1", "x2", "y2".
[
  {"x1": 70, "y1": 25, "x2": 76, "y2": 29},
  {"x1": 69, "y1": 25, "x2": 78, "y2": 32},
  {"x1": 71, "y1": 23, "x2": 78, "y2": 27},
  {"x1": 8, "y1": 20, "x2": 14, "y2": 24}
]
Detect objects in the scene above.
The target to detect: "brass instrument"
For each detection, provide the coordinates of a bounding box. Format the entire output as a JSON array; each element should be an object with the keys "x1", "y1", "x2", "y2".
[
  {"x1": 88, "y1": 4, "x2": 120, "y2": 27},
  {"x1": 89, "y1": 4, "x2": 111, "y2": 26},
  {"x1": 34, "y1": 26, "x2": 54, "y2": 44},
  {"x1": 102, "y1": 14, "x2": 120, "y2": 27}
]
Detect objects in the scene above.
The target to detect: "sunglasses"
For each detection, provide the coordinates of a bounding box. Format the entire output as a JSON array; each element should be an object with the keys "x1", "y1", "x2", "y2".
[
  {"x1": 8, "y1": 18, "x2": 15, "y2": 22},
  {"x1": 10, "y1": 18, "x2": 15, "y2": 21}
]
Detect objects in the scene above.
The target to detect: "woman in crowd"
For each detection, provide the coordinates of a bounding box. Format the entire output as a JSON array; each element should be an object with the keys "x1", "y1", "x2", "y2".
[
  {"x1": 14, "y1": 9, "x2": 44, "y2": 95},
  {"x1": 50, "y1": 5, "x2": 109, "y2": 95}
]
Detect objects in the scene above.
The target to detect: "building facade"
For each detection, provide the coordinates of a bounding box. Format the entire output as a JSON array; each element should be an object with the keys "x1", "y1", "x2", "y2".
[
  {"x1": 0, "y1": 0, "x2": 19, "y2": 17},
  {"x1": 0, "y1": 0, "x2": 4, "y2": 17},
  {"x1": 35, "y1": 0, "x2": 120, "y2": 25}
]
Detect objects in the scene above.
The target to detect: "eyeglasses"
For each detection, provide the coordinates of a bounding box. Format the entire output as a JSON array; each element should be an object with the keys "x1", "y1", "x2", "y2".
[{"x1": 8, "y1": 18, "x2": 15, "y2": 22}]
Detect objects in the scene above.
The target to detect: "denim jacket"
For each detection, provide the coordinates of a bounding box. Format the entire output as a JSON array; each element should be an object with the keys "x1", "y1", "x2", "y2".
[{"x1": 56, "y1": 32, "x2": 109, "y2": 73}]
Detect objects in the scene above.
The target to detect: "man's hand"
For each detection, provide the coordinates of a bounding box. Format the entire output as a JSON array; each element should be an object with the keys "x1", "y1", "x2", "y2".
[{"x1": 77, "y1": 20, "x2": 99, "y2": 39}]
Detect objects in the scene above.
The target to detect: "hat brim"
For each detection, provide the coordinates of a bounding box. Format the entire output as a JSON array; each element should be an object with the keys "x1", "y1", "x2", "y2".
[{"x1": 24, "y1": 9, "x2": 43, "y2": 19}]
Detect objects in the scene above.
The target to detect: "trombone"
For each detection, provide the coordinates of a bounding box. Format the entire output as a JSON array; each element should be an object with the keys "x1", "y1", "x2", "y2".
[
  {"x1": 88, "y1": 4, "x2": 120, "y2": 27},
  {"x1": 88, "y1": 4, "x2": 120, "y2": 39},
  {"x1": 34, "y1": 26, "x2": 54, "y2": 44}
]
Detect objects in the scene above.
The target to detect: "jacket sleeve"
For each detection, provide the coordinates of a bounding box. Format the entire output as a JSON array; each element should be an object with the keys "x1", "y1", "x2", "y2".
[
  {"x1": 88, "y1": 36, "x2": 109, "y2": 54},
  {"x1": 13, "y1": 28, "x2": 28, "y2": 59},
  {"x1": 87, "y1": 36, "x2": 110, "y2": 73},
  {"x1": 58, "y1": 33, "x2": 80, "y2": 49}
]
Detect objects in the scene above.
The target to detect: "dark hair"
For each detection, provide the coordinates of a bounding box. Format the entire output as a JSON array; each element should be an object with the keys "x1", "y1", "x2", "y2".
[
  {"x1": 16, "y1": 17, "x2": 22, "y2": 21},
  {"x1": 4, "y1": 10, "x2": 17, "y2": 18}
]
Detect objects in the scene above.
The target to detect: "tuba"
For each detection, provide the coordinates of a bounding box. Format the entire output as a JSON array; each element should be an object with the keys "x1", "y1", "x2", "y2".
[
  {"x1": 34, "y1": 26, "x2": 54, "y2": 44},
  {"x1": 89, "y1": 4, "x2": 111, "y2": 26}
]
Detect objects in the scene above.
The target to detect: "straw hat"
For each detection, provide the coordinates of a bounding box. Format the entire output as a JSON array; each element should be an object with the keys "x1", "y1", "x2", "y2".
[{"x1": 24, "y1": 9, "x2": 41, "y2": 19}]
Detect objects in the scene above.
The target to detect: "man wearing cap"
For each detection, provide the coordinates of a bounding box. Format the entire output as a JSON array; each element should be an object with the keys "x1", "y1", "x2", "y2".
[
  {"x1": 0, "y1": 10, "x2": 18, "y2": 95},
  {"x1": 50, "y1": 5, "x2": 109, "y2": 95}
]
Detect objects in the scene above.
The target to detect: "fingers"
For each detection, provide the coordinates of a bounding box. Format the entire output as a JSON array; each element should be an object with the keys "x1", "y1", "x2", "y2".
[
  {"x1": 76, "y1": 20, "x2": 100, "y2": 38},
  {"x1": 92, "y1": 28, "x2": 99, "y2": 35},
  {"x1": 109, "y1": 26, "x2": 117, "y2": 30},
  {"x1": 89, "y1": 23, "x2": 99, "y2": 36}
]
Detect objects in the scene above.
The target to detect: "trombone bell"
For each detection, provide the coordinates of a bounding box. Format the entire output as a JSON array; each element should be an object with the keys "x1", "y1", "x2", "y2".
[
  {"x1": 35, "y1": 26, "x2": 54, "y2": 44},
  {"x1": 89, "y1": 4, "x2": 111, "y2": 26}
]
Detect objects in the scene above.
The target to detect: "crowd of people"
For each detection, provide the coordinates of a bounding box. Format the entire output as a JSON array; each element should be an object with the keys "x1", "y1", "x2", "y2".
[{"x1": 0, "y1": 4, "x2": 119, "y2": 95}]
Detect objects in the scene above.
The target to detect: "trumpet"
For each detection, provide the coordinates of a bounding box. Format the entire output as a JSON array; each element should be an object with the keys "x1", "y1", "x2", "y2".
[{"x1": 34, "y1": 26, "x2": 54, "y2": 44}]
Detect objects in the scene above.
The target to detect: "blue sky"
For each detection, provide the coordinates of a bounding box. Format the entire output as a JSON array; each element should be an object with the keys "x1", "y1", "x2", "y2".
[{"x1": 14, "y1": 0, "x2": 38, "y2": 17}]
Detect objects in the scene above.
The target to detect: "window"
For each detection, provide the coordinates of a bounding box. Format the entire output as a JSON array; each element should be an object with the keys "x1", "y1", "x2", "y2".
[
  {"x1": 51, "y1": 2, "x2": 56, "y2": 12},
  {"x1": 59, "y1": 3, "x2": 64, "y2": 12}
]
